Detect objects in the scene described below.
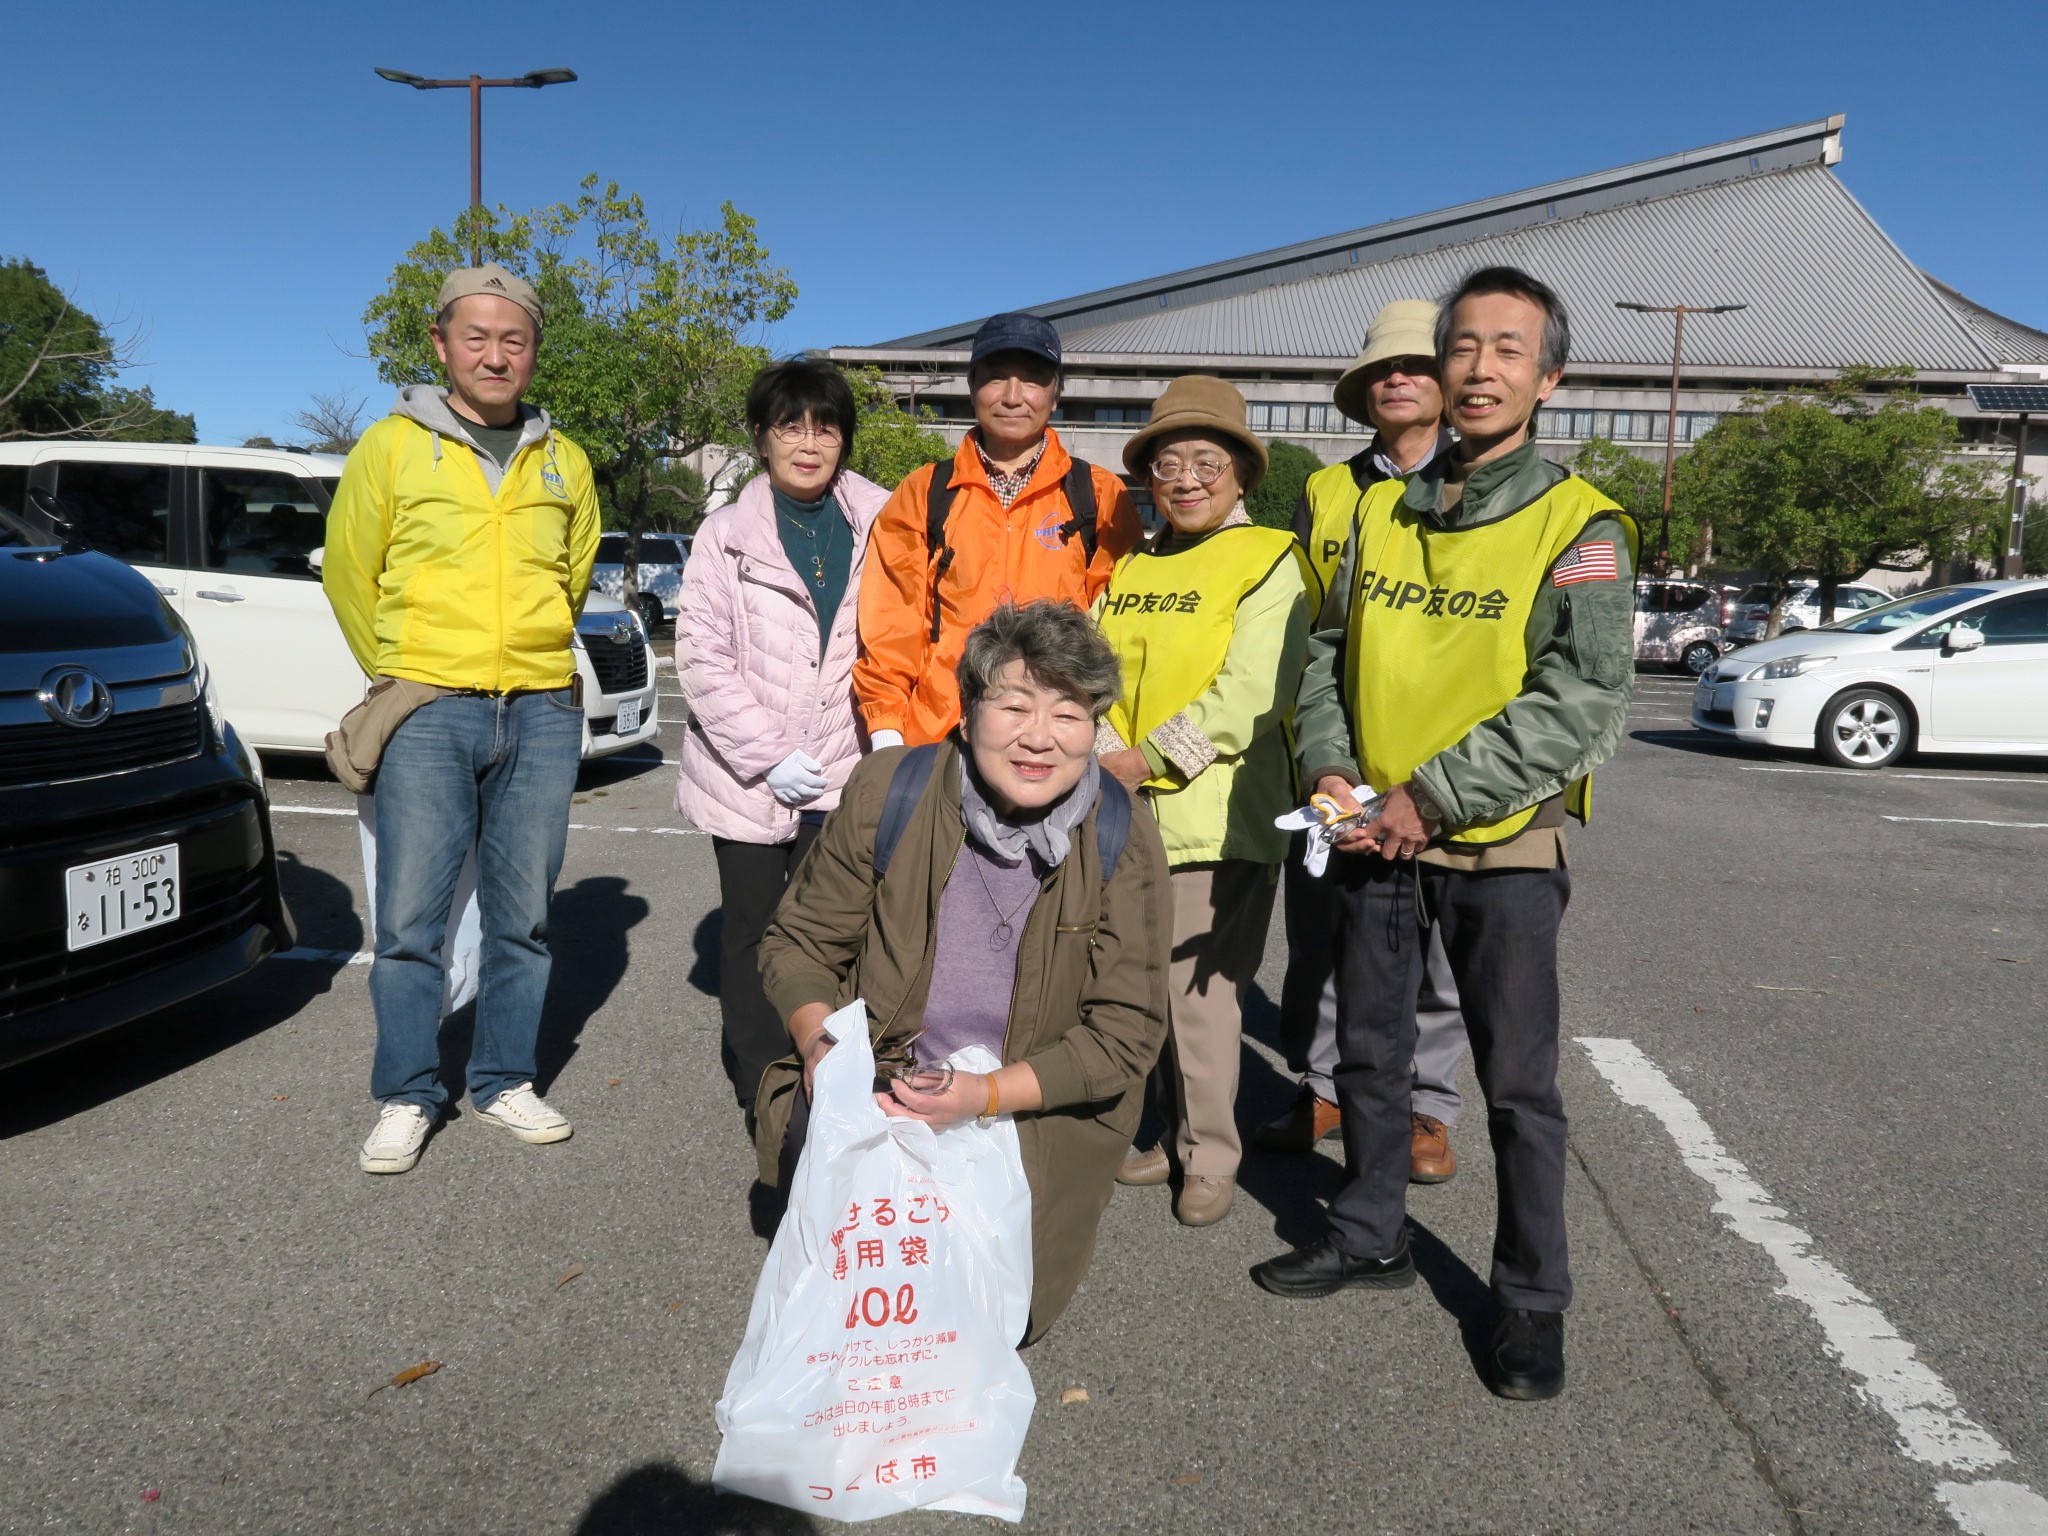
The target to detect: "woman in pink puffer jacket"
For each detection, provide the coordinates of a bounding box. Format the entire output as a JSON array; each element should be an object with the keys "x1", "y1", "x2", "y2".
[{"x1": 675, "y1": 361, "x2": 889, "y2": 1124}]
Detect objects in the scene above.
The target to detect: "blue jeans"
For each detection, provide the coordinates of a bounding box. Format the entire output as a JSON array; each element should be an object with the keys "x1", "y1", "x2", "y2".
[{"x1": 368, "y1": 689, "x2": 582, "y2": 1113}]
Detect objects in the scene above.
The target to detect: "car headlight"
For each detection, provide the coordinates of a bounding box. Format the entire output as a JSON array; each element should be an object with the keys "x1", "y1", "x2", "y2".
[
  {"x1": 199, "y1": 662, "x2": 226, "y2": 740},
  {"x1": 1746, "y1": 654, "x2": 1836, "y2": 681}
]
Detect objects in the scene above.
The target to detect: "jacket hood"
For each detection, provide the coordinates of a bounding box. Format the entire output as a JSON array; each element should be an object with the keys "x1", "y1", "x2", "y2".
[{"x1": 394, "y1": 384, "x2": 553, "y2": 457}]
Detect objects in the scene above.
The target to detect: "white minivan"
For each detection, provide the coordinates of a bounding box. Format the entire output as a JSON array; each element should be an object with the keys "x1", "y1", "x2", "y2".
[{"x1": 0, "y1": 442, "x2": 658, "y2": 760}]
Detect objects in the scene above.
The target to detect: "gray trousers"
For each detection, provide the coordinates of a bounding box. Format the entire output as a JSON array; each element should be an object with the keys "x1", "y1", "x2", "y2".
[{"x1": 1282, "y1": 848, "x2": 1469, "y2": 1123}]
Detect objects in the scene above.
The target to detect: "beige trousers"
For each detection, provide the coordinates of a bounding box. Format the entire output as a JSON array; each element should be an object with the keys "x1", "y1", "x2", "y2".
[{"x1": 1162, "y1": 860, "x2": 1277, "y2": 1179}]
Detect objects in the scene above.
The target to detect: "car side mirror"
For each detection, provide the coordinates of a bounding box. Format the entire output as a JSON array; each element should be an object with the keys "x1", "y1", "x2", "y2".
[
  {"x1": 1943, "y1": 625, "x2": 1985, "y2": 655},
  {"x1": 307, "y1": 545, "x2": 324, "y2": 573},
  {"x1": 26, "y1": 485, "x2": 74, "y2": 532}
]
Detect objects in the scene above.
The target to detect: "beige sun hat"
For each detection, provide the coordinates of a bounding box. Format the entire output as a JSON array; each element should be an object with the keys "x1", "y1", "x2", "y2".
[
  {"x1": 435, "y1": 263, "x2": 544, "y2": 331},
  {"x1": 1331, "y1": 300, "x2": 1441, "y2": 426},
  {"x1": 1121, "y1": 375, "x2": 1269, "y2": 490}
]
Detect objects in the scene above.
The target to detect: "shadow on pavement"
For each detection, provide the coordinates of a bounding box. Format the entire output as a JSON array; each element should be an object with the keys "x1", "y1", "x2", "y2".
[
  {"x1": 0, "y1": 852, "x2": 359, "y2": 1137},
  {"x1": 1626, "y1": 727, "x2": 1755, "y2": 759},
  {"x1": 534, "y1": 875, "x2": 650, "y2": 1093},
  {"x1": 577, "y1": 744, "x2": 668, "y2": 792},
  {"x1": 690, "y1": 906, "x2": 722, "y2": 997},
  {"x1": 576, "y1": 1463, "x2": 819, "y2": 1535},
  {"x1": 1407, "y1": 1217, "x2": 1496, "y2": 1382}
]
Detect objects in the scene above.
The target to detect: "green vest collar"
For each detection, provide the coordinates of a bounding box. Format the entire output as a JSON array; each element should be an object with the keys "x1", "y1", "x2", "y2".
[{"x1": 1402, "y1": 437, "x2": 1566, "y2": 531}]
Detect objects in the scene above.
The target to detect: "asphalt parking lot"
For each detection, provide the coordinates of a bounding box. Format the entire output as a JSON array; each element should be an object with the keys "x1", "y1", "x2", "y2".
[{"x1": 4, "y1": 663, "x2": 2045, "y2": 1535}]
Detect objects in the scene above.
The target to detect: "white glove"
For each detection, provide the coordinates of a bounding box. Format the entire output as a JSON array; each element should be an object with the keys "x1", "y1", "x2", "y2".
[
  {"x1": 869, "y1": 729, "x2": 905, "y2": 751},
  {"x1": 766, "y1": 749, "x2": 828, "y2": 807}
]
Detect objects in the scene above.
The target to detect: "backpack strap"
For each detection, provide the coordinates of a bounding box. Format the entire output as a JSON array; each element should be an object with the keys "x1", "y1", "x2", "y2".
[
  {"x1": 924, "y1": 461, "x2": 959, "y2": 645},
  {"x1": 1057, "y1": 458, "x2": 1098, "y2": 561},
  {"x1": 1091, "y1": 771, "x2": 1131, "y2": 881},
  {"x1": 872, "y1": 743, "x2": 941, "y2": 879},
  {"x1": 874, "y1": 741, "x2": 1131, "y2": 886}
]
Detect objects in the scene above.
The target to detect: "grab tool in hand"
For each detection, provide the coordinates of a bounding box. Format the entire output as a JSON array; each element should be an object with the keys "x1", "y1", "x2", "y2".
[{"x1": 1273, "y1": 790, "x2": 1385, "y2": 878}]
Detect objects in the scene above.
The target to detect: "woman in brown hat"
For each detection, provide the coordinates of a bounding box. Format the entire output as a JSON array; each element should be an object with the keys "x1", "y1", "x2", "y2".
[{"x1": 1092, "y1": 374, "x2": 1315, "y2": 1225}]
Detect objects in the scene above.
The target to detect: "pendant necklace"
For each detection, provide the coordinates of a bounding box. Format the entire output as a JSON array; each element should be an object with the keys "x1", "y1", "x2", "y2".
[
  {"x1": 779, "y1": 501, "x2": 837, "y2": 588},
  {"x1": 970, "y1": 847, "x2": 1036, "y2": 951}
]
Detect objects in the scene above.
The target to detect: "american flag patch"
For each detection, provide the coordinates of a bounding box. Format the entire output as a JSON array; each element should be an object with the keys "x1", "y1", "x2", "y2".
[{"x1": 1553, "y1": 541, "x2": 1619, "y2": 587}]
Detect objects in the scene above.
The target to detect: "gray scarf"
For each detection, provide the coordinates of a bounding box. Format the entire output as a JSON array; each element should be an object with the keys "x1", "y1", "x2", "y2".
[{"x1": 958, "y1": 750, "x2": 1101, "y2": 869}]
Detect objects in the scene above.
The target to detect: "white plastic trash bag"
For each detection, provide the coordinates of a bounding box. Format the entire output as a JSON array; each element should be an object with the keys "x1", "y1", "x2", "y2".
[
  {"x1": 357, "y1": 792, "x2": 481, "y2": 1014},
  {"x1": 714, "y1": 1000, "x2": 1036, "y2": 1522}
]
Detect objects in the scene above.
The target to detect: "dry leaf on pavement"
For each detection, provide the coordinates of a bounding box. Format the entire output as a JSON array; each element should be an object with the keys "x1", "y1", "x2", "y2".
[
  {"x1": 556, "y1": 1263, "x2": 585, "y2": 1288},
  {"x1": 365, "y1": 1360, "x2": 444, "y2": 1400},
  {"x1": 1059, "y1": 1387, "x2": 1089, "y2": 1405},
  {"x1": 271, "y1": 1093, "x2": 290, "y2": 1102},
  {"x1": 1171, "y1": 1473, "x2": 1202, "y2": 1486}
]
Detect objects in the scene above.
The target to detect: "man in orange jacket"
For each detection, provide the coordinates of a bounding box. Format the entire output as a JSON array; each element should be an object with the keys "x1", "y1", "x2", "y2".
[{"x1": 855, "y1": 312, "x2": 1139, "y2": 747}]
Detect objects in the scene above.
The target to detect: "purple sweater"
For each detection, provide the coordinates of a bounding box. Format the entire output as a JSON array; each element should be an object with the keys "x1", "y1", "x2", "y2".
[{"x1": 915, "y1": 841, "x2": 1043, "y2": 1069}]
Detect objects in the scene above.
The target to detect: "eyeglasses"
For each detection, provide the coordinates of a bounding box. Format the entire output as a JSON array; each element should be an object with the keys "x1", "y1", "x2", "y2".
[
  {"x1": 769, "y1": 420, "x2": 843, "y2": 445},
  {"x1": 1149, "y1": 454, "x2": 1233, "y2": 485}
]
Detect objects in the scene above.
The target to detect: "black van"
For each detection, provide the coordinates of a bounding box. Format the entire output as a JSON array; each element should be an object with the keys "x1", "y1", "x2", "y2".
[{"x1": 0, "y1": 516, "x2": 292, "y2": 1067}]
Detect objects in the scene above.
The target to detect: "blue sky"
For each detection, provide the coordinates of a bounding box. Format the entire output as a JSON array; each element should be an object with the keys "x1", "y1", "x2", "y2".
[{"x1": 6, "y1": 0, "x2": 2043, "y2": 444}]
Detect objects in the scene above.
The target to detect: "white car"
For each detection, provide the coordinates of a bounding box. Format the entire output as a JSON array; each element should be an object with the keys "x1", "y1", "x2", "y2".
[
  {"x1": 1691, "y1": 578, "x2": 2048, "y2": 768},
  {"x1": 0, "y1": 441, "x2": 658, "y2": 761},
  {"x1": 591, "y1": 531, "x2": 689, "y2": 633},
  {"x1": 1724, "y1": 580, "x2": 1891, "y2": 645}
]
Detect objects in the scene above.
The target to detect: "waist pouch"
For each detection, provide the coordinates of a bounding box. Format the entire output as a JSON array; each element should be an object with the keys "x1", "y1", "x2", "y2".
[{"x1": 324, "y1": 677, "x2": 452, "y2": 793}]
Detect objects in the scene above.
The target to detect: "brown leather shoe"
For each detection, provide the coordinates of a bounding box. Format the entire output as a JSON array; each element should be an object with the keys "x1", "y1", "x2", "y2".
[
  {"x1": 1175, "y1": 1174, "x2": 1235, "y2": 1226},
  {"x1": 1116, "y1": 1144, "x2": 1170, "y2": 1186},
  {"x1": 1410, "y1": 1112, "x2": 1456, "y2": 1184},
  {"x1": 1250, "y1": 1086, "x2": 1342, "y2": 1155}
]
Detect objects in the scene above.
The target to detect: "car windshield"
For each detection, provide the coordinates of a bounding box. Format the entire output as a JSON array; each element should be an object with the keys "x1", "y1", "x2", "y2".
[{"x1": 1820, "y1": 586, "x2": 1992, "y2": 633}]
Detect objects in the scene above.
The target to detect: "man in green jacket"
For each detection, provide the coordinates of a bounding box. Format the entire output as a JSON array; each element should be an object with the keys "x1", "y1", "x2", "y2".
[{"x1": 1250, "y1": 267, "x2": 1635, "y2": 1404}]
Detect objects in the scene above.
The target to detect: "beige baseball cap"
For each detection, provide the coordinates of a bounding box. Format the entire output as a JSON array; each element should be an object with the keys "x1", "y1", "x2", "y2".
[
  {"x1": 1332, "y1": 300, "x2": 1440, "y2": 425},
  {"x1": 435, "y1": 263, "x2": 544, "y2": 331}
]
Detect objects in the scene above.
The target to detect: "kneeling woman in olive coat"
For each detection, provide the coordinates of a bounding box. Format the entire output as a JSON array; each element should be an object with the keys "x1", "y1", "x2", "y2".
[{"x1": 755, "y1": 600, "x2": 1172, "y2": 1342}]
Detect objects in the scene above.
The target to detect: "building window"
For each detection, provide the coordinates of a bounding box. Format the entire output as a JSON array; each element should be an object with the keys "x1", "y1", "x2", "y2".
[{"x1": 1538, "y1": 409, "x2": 1721, "y2": 443}]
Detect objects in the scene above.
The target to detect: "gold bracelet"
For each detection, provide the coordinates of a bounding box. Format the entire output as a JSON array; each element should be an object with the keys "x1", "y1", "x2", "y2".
[{"x1": 976, "y1": 1073, "x2": 1000, "y2": 1128}]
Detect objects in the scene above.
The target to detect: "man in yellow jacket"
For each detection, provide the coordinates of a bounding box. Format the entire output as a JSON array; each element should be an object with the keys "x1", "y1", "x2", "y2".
[{"x1": 323, "y1": 264, "x2": 600, "y2": 1176}]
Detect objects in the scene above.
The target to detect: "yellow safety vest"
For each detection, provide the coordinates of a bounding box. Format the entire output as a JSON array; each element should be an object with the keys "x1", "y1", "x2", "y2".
[
  {"x1": 1345, "y1": 475, "x2": 1632, "y2": 845},
  {"x1": 1100, "y1": 524, "x2": 1308, "y2": 795},
  {"x1": 1300, "y1": 459, "x2": 1378, "y2": 600}
]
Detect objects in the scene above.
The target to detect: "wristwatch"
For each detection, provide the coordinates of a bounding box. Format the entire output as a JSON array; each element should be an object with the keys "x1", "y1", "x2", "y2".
[{"x1": 1406, "y1": 779, "x2": 1445, "y2": 829}]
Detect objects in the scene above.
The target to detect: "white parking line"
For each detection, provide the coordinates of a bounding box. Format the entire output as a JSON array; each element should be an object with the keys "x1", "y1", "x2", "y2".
[
  {"x1": 1740, "y1": 766, "x2": 2048, "y2": 787},
  {"x1": 1577, "y1": 1038, "x2": 2047, "y2": 1534},
  {"x1": 275, "y1": 946, "x2": 371, "y2": 965},
  {"x1": 1882, "y1": 816, "x2": 2048, "y2": 829},
  {"x1": 270, "y1": 805, "x2": 707, "y2": 836}
]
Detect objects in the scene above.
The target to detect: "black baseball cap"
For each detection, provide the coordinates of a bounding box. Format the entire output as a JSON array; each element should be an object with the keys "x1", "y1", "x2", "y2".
[{"x1": 969, "y1": 311, "x2": 1062, "y2": 369}]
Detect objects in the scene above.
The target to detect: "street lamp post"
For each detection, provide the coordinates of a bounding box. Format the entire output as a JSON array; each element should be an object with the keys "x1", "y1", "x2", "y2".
[
  {"x1": 374, "y1": 66, "x2": 578, "y2": 264},
  {"x1": 1614, "y1": 300, "x2": 1747, "y2": 574}
]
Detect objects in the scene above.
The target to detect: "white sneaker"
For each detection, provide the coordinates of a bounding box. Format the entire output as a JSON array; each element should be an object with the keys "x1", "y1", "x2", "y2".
[
  {"x1": 359, "y1": 1102, "x2": 433, "y2": 1174},
  {"x1": 473, "y1": 1083, "x2": 573, "y2": 1145}
]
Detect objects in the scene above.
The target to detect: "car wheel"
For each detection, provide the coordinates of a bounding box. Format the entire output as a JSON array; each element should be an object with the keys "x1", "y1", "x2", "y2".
[
  {"x1": 1817, "y1": 687, "x2": 1911, "y2": 769},
  {"x1": 634, "y1": 594, "x2": 663, "y2": 634},
  {"x1": 1680, "y1": 641, "x2": 1718, "y2": 677}
]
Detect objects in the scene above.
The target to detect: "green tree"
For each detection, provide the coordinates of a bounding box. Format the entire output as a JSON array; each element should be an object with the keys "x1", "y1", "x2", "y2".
[
  {"x1": 0, "y1": 258, "x2": 194, "y2": 442},
  {"x1": 843, "y1": 366, "x2": 951, "y2": 490},
  {"x1": 1680, "y1": 368, "x2": 2004, "y2": 632},
  {"x1": 363, "y1": 179, "x2": 796, "y2": 596},
  {"x1": 600, "y1": 459, "x2": 706, "y2": 534},
  {"x1": 1570, "y1": 437, "x2": 1704, "y2": 570},
  {"x1": 1246, "y1": 439, "x2": 1324, "y2": 530}
]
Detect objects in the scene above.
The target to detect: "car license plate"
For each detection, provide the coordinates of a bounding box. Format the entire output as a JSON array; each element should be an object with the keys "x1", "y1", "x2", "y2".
[
  {"x1": 615, "y1": 698, "x2": 642, "y2": 735},
  {"x1": 65, "y1": 842, "x2": 180, "y2": 952},
  {"x1": 1713, "y1": 684, "x2": 1734, "y2": 711}
]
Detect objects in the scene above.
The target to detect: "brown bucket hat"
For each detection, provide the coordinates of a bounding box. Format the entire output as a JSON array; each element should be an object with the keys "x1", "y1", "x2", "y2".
[{"x1": 1122, "y1": 375, "x2": 1269, "y2": 490}]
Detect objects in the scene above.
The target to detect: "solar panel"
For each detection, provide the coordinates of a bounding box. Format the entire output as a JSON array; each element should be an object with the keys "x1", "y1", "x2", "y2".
[{"x1": 1967, "y1": 384, "x2": 2048, "y2": 413}]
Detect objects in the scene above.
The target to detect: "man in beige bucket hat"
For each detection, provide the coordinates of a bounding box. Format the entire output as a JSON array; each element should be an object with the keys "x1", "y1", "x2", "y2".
[{"x1": 1254, "y1": 300, "x2": 1471, "y2": 1190}]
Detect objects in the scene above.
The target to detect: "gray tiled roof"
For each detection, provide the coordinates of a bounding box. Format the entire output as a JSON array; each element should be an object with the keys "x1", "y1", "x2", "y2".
[
  {"x1": 1058, "y1": 167, "x2": 2006, "y2": 373},
  {"x1": 873, "y1": 115, "x2": 2046, "y2": 379}
]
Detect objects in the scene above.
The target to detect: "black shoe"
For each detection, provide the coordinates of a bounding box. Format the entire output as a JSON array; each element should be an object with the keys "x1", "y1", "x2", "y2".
[
  {"x1": 1488, "y1": 1308, "x2": 1566, "y2": 1400},
  {"x1": 1250, "y1": 1235, "x2": 1415, "y2": 1298}
]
